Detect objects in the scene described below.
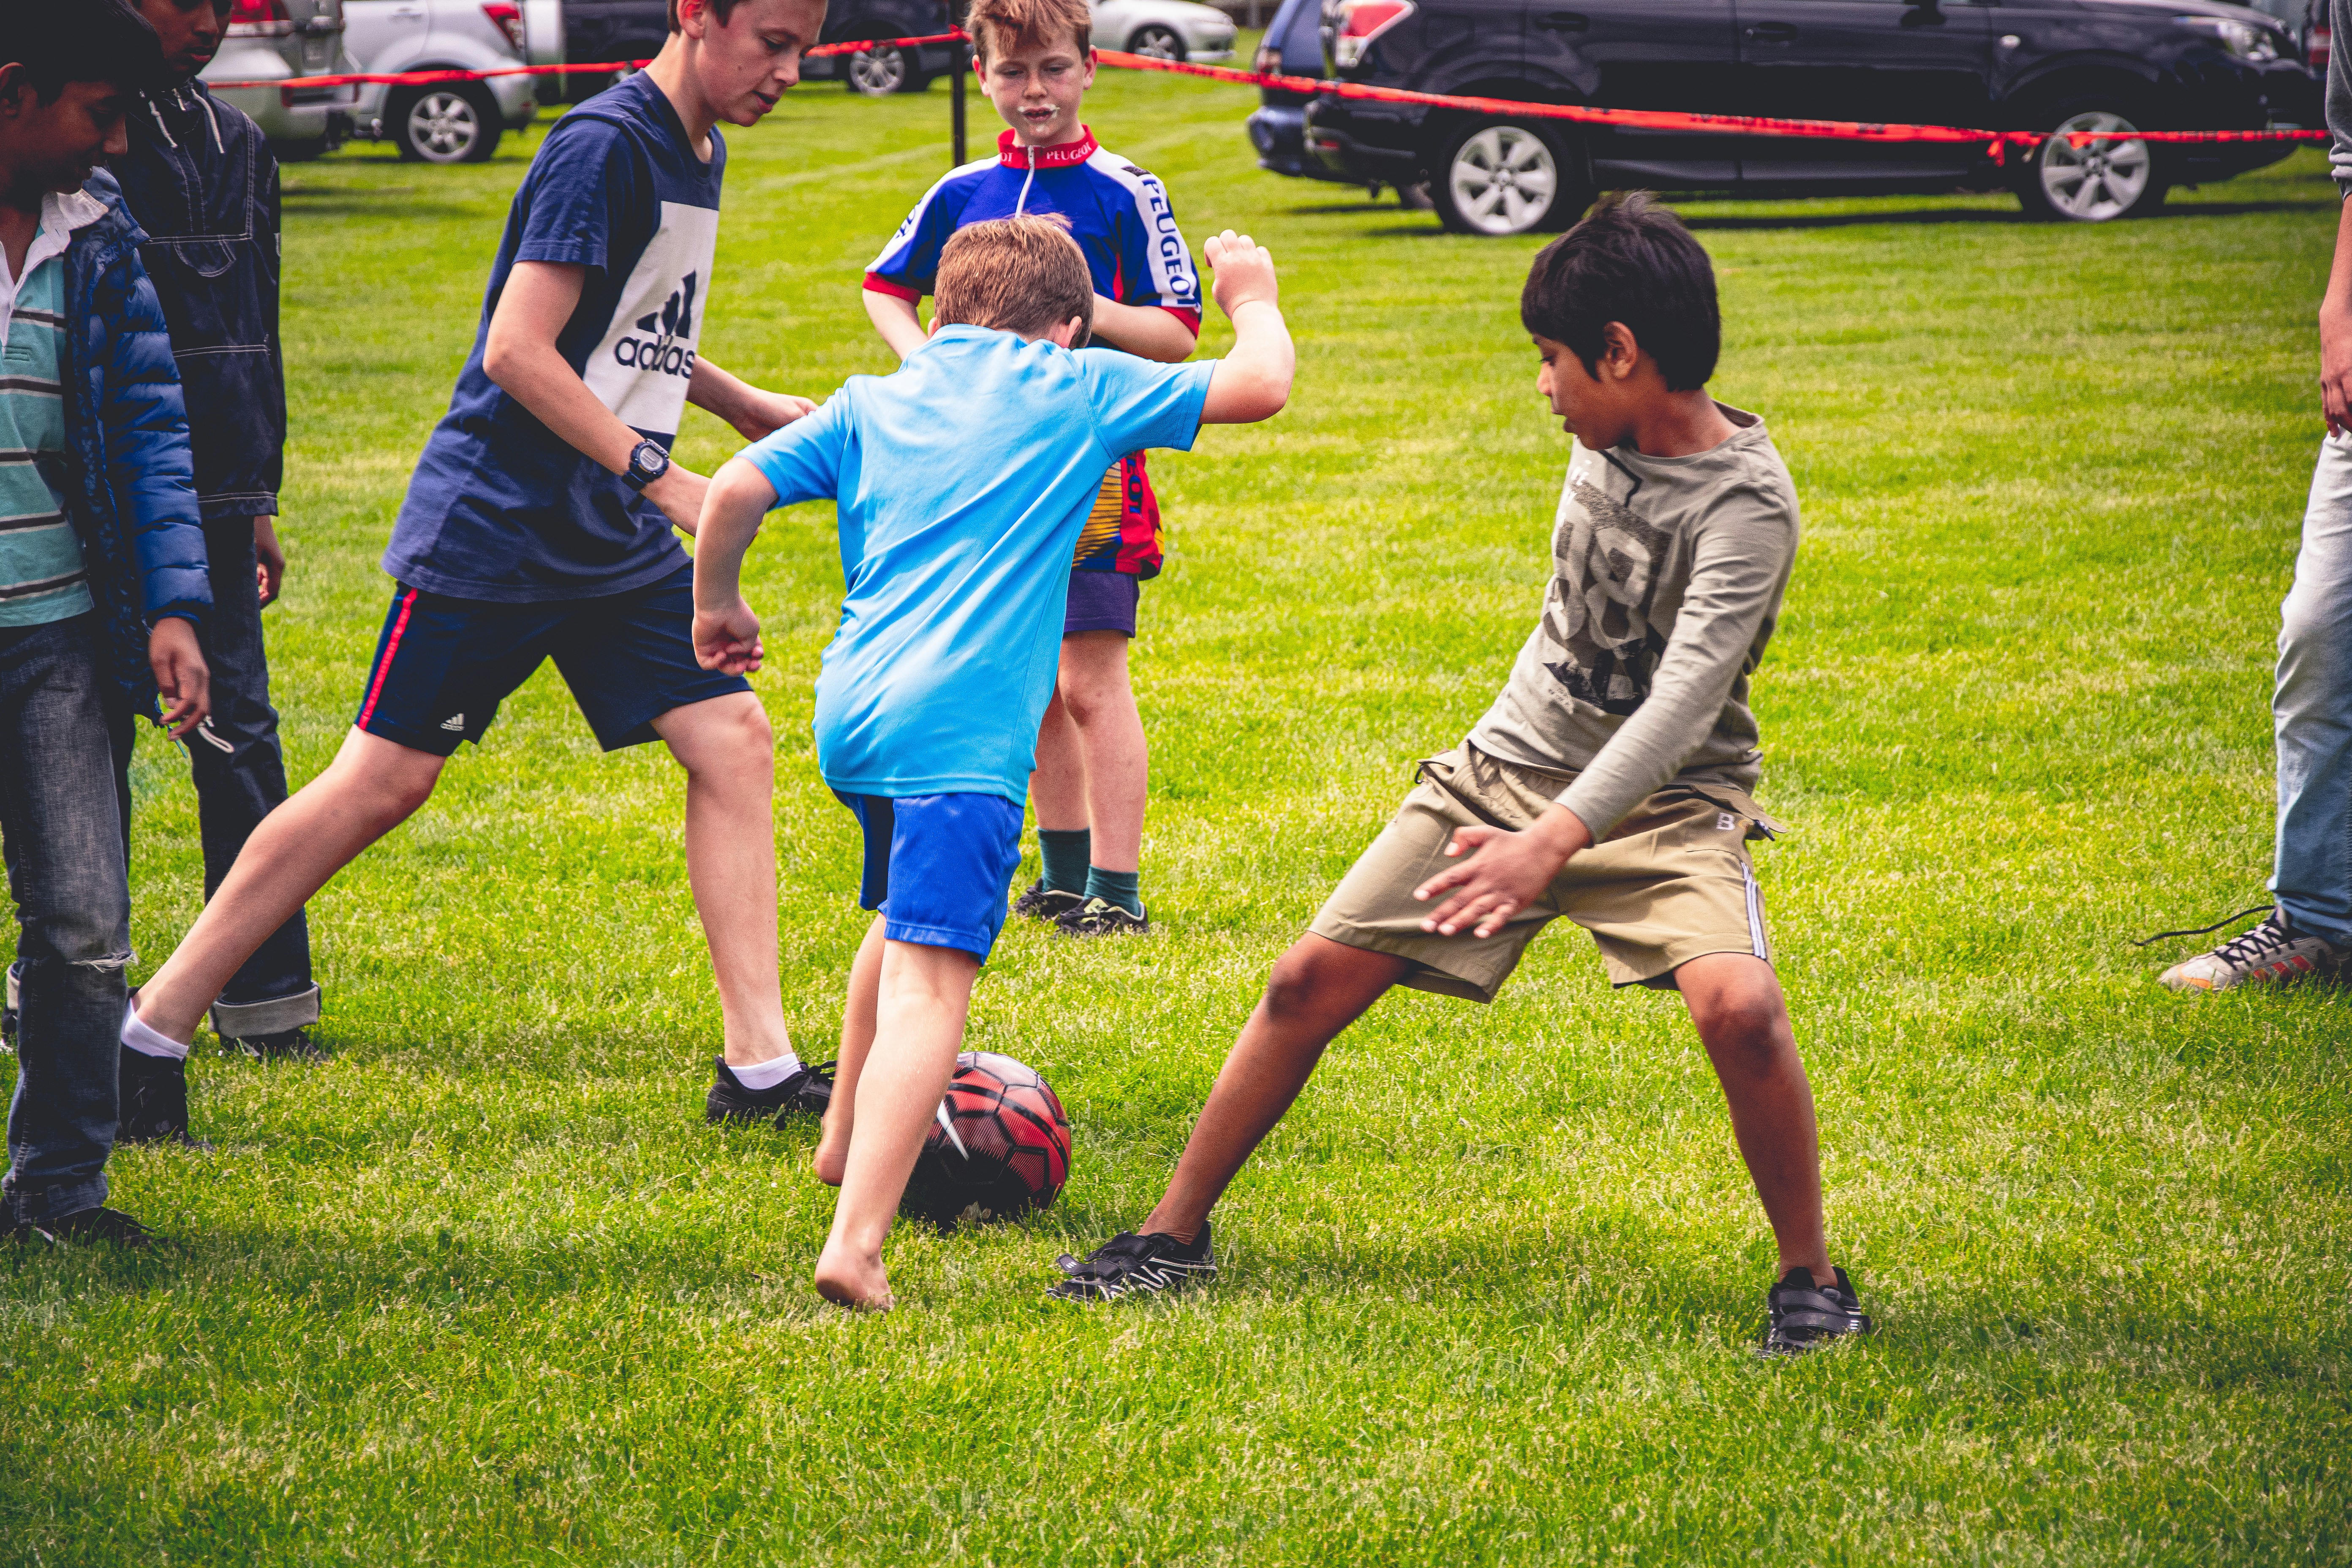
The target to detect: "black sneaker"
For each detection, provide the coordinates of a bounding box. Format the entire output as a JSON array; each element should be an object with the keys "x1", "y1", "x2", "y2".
[
  {"x1": 1053, "y1": 897, "x2": 1152, "y2": 938},
  {"x1": 704, "y1": 1056, "x2": 835, "y2": 1126},
  {"x1": 223, "y1": 1027, "x2": 322, "y2": 1062},
  {"x1": 1047, "y1": 1224, "x2": 1215, "y2": 1302},
  {"x1": 1011, "y1": 881, "x2": 1086, "y2": 922},
  {"x1": 118, "y1": 1046, "x2": 212, "y2": 1150},
  {"x1": 1760, "y1": 1265, "x2": 1873, "y2": 1356},
  {"x1": 29, "y1": 1206, "x2": 160, "y2": 1249}
]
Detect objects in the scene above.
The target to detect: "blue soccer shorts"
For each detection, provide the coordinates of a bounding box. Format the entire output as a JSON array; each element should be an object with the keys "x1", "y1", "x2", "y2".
[
  {"x1": 352, "y1": 564, "x2": 749, "y2": 756},
  {"x1": 833, "y1": 791, "x2": 1024, "y2": 961}
]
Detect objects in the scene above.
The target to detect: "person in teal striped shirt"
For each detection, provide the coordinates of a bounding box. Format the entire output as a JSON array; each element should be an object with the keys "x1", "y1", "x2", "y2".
[
  {"x1": 0, "y1": 215, "x2": 90, "y2": 626},
  {"x1": 2, "y1": 0, "x2": 214, "y2": 1247}
]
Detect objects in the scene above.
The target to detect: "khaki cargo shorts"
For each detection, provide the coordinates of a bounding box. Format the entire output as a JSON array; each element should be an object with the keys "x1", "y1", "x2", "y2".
[{"x1": 1308, "y1": 744, "x2": 1781, "y2": 1003}]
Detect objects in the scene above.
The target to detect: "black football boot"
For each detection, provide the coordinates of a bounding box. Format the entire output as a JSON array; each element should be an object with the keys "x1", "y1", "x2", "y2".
[{"x1": 118, "y1": 1046, "x2": 212, "y2": 1150}]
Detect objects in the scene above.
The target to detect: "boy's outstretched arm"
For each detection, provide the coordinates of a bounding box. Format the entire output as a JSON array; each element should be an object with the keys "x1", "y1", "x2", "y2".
[
  {"x1": 687, "y1": 357, "x2": 816, "y2": 443},
  {"x1": 689, "y1": 457, "x2": 780, "y2": 675},
  {"x1": 1198, "y1": 230, "x2": 1293, "y2": 426}
]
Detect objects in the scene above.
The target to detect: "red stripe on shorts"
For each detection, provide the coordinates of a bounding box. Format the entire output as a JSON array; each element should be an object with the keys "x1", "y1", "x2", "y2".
[{"x1": 357, "y1": 588, "x2": 419, "y2": 731}]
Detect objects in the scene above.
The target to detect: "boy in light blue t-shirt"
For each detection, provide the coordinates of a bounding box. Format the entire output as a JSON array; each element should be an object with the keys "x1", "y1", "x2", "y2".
[{"x1": 691, "y1": 215, "x2": 1293, "y2": 1309}]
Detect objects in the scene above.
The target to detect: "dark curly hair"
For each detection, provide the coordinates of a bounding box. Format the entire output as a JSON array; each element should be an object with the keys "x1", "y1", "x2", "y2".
[{"x1": 1520, "y1": 192, "x2": 1721, "y2": 392}]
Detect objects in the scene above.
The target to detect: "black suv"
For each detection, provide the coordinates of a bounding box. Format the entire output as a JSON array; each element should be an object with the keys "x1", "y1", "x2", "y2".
[{"x1": 1276, "y1": 0, "x2": 2317, "y2": 231}]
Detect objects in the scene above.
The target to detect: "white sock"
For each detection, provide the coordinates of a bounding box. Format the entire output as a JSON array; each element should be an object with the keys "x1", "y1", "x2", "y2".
[
  {"x1": 728, "y1": 1053, "x2": 803, "y2": 1091},
  {"x1": 121, "y1": 1005, "x2": 190, "y2": 1062}
]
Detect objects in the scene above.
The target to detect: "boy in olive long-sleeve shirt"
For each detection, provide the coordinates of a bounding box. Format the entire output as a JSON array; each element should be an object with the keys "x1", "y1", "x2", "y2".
[{"x1": 1051, "y1": 195, "x2": 1872, "y2": 1356}]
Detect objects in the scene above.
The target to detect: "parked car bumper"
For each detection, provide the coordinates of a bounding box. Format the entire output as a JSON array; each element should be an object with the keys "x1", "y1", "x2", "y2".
[
  {"x1": 1250, "y1": 102, "x2": 1358, "y2": 180},
  {"x1": 350, "y1": 68, "x2": 538, "y2": 133},
  {"x1": 1303, "y1": 98, "x2": 1427, "y2": 181},
  {"x1": 201, "y1": 41, "x2": 358, "y2": 147}
]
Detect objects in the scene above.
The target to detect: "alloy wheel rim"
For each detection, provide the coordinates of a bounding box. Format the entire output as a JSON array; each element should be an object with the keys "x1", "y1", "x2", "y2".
[
  {"x1": 1449, "y1": 127, "x2": 1557, "y2": 235},
  {"x1": 2039, "y1": 112, "x2": 2150, "y2": 221},
  {"x1": 850, "y1": 46, "x2": 905, "y2": 94},
  {"x1": 408, "y1": 91, "x2": 479, "y2": 161},
  {"x1": 1135, "y1": 27, "x2": 1184, "y2": 60}
]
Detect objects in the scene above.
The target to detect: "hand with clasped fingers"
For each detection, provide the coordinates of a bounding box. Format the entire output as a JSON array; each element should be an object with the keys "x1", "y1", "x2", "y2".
[{"x1": 1412, "y1": 803, "x2": 1595, "y2": 939}]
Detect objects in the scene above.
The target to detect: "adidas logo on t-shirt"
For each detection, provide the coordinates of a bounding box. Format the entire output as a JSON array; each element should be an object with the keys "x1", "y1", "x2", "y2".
[{"x1": 441, "y1": 713, "x2": 466, "y2": 731}]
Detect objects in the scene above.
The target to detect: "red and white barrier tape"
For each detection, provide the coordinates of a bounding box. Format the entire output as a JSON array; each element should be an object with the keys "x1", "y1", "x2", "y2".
[{"x1": 212, "y1": 30, "x2": 2328, "y2": 155}]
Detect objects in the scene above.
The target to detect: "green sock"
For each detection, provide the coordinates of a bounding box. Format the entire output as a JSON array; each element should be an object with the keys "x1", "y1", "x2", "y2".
[
  {"x1": 1085, "y1": 866, "x2": 1143, "y2": 918},
  {"x1": 1038, "y1": 828, "x2": 1091, "y2": 896}
]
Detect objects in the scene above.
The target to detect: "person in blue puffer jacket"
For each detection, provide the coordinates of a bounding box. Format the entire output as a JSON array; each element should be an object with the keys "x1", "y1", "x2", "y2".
[{"x1": 1, "y1": 0, "x2": 213, "y2": 1247}]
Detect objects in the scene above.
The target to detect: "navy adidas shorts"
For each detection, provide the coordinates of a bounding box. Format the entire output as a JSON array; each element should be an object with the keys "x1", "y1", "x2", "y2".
[
  {"x1": 353, "y1": 564, "x2": 750, "y2": 756},
  {"x1": 833, "y1": 791, "x2": 1024, "y2": 961}
]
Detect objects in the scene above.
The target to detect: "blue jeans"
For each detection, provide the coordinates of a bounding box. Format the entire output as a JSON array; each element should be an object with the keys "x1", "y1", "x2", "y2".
[
  {"x1": 0, "y1": 615, "x2": 129, "y2": 1224},
  {"x1": 164, "y1": 517, "x2": 314, "y2": 1031},
  {"x1": 2274, "y1": 433, "x2": 2352, "y2": 946}
]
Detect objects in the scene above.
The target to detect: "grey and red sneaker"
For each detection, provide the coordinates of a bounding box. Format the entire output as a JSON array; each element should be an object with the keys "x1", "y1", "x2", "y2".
[{"x1": 2159, "y1": 910, "x2": 2347, "y2": 993}]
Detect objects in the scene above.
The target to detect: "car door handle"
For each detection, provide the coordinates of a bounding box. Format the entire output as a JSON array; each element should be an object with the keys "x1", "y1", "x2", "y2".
[
  {"x1": 1742, "y1": 20, "x2": 1799, "y2": 40},
  {"x1": 1541, "y1": 11, "x2": 1592, "y2": 29}
]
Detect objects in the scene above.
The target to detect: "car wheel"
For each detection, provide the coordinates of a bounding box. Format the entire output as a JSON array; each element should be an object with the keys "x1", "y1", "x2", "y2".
[
  {"x1": 2014, "y1": 106, "x2": 2167, "y2": 223},
  {"x1": 847, "y1": 44, "x2": 909, "y2": 96},
  {"x1": 1428, "y1": 120, "x2": 1583, "y2": 237},
  {"x1": 1127, "y1": 24, "x2": 1186, "y2": 60},
  {"x1": 390, "y1": 83, "x2": 502, "y2": 164}
]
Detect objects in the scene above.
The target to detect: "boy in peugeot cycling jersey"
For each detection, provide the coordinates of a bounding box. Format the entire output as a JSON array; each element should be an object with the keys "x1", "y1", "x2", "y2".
[{"x1": 863, "y1": 0, "x2": 1203, "y2": 940}]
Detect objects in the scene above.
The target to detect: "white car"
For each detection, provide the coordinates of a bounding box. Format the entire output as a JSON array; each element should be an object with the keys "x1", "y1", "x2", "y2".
[
  {"x1": 1092, "y1": 0, "x2": 1235, "y2": 62},
  {"x1": 340, "y1": 0, "x2": 539, "y2": 162}
]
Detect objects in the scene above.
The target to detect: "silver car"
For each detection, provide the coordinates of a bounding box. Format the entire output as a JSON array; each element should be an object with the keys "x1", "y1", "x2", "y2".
[
  {"x1": 200, "y1": 0, "x2": 360, "y2": 160},
  {"x1": 1091, "y1": 0, "x2": 1236, "y2": 61},
  {"x1": 343, "y1": 0, "x2": 540, "y2": 162}
]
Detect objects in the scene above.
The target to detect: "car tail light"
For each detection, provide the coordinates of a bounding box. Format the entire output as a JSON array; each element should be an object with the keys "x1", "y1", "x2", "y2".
[
  {"x1": 226, "y1": 0, "x2": 294, "y2": 37},
  {"x1": 1331, "y1": 0, "x2": 1414, "y2": 67},
  {"x1": 2313, "y1": 22, "x2": 2331, "y2": 68},
  {"x1": 481, "y1": 2, "x2": 527, "y2": 54}
]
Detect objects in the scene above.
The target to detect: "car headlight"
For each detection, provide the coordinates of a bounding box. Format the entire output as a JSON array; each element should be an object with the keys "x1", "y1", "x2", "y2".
[{"x1": 2176, "y1": 15, "x2": 2284, "y2": 60}]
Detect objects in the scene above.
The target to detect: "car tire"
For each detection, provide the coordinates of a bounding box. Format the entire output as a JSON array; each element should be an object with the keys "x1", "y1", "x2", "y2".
[
  {"x1": 1428, "y1": 120, "x2": 1585, "y2": 237},
  {"x1": 1127, "y1": 24, "x2": 1187, "y2": 60},
  {"x1": 389, "y1": 82, "x2": 503, "y2": 164},
  {"x1": 847, "y1": 44, "x2": 921, "y2": 96},
  {"x1": 2013, "y1": 103, "x2": 2168, "y2": 223}
]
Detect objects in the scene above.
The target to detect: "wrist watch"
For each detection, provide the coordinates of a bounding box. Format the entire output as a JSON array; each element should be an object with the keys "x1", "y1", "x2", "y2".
[{"x1": 621, "y1": 438, "x2": 670, "y2": 493}]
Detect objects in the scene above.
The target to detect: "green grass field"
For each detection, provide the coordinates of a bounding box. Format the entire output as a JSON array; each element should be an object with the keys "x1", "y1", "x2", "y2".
[{"x1": 3, "y1": 60, "x2": 2347, "y2": 1563}]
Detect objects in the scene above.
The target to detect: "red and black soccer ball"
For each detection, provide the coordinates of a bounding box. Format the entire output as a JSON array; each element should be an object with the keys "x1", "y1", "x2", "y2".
[{"x1": 898, "y1": 1051, "x2": 1072, "y2": 1229}]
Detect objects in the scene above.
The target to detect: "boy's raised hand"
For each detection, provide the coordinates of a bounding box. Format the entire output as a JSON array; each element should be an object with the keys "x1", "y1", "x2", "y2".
[
  {"x1": 1205, "y1": 230, "x2": 1279, "y2": 320},
  {"x1": 692, "y1": 596, "x2": 765, "y2": 676}
]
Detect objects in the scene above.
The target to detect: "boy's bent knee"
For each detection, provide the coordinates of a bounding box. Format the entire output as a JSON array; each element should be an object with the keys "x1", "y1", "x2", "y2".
[{"x1": 1262, "y1": 936, "x2": 1380, "y2": 1021}]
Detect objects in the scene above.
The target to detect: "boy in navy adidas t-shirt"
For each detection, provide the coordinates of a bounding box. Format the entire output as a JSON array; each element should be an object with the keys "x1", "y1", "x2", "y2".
[
  {"x1": 693, "y1": 215, "x2": 1294, "y2": 1309},
  {"x1": 123, "y1": 0, "x2": 837, "y2": 1118},
  {"x1": 863, "y1": 0, "x2": 1202, "y2": 941}
]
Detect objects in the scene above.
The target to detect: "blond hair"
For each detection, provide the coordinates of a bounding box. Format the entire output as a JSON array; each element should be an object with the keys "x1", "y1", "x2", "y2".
[
  {"x1": 933, "y1": 215, "x2": 1096, "y2": 343},
  {"x1": 965, "y1": 0, "x2": 1092, "y2": 62}
]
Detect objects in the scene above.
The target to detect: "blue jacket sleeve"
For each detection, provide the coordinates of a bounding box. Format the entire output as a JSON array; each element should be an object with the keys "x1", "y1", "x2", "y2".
[{"x1": 105, "y1": 246, "x2": 209, "y2": 625}]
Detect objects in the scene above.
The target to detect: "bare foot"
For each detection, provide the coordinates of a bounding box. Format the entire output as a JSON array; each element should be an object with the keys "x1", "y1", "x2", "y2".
[
  {"x1": 811, "y1": 1116, "x2": 849, "y2": 1187},
  {"x1": 813, "y1": 1240, "x2": 892, "y2": 1310}
]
